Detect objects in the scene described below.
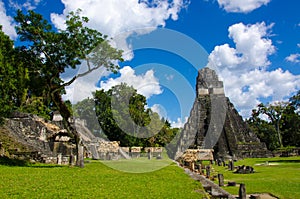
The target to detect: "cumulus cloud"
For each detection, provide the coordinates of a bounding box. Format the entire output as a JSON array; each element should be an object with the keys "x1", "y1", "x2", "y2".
[
  {"x1": 206, "y1": 22, "x2": 300, "y2": 118},
  {"x1": 8, "y1": 0, "x2": 42, "y2": 10},
  {"x1": 209, "y1": 22, "x2": 275, "y2": 73},
  {"x1": 0, "y1": 1, "x2": 17, "y2": 39},
  {"x1": 286, "y1": 53, "x2": 300, "y2": 63},
  {"x1": 218, "y1": 0, "x2": 271, "y2": 13},
  {"x1": 100, "y1": 66, "x2": 162, "y2": 99},
  {"x1": 63, "y1": 62, "x2": 111, "y2": 103},
  {"x1": 171, "y1": 117, "x2": 188, "y2": 128},
  {"x1": 51, "y1": 0, "x2": 188, "y2": 60},
  {"x1": 150, "y1": 104, "x2": 167, "y2": 119}
]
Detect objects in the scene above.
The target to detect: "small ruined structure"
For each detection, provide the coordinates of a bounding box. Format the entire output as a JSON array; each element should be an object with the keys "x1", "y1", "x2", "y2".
[
  {"x1": 131, "y1": 146, "x2": 142, "y2": 158},
  {"x1": 179, "y1": 149, "x2": 214, "y2": 163},
  {"x1": 1, "y1": 112, "x2": 134, "y2": 163},
  {"x1": 2, "y1": 112, "x2": 76, "y2": 164},
  {"x1": 144, "y1": 147, "x2": 163, "y2": 158},
  {"x1": 178, "y1": 149, "x2": 214, "y2": 174},
  {"x1": 90, "y1": 140, "x2": 120, "y2": 160},
  {"x1": 174, "y1": 67, "x2": 269, "y2": 160}
]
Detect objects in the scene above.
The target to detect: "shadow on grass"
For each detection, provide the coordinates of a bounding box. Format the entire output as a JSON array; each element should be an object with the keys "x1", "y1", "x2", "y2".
[
  {"x1": 0, "y1": 156, "x2": 64, "y2": 168},
  {"x1": 0, "y1": 156, "x2": 30, "y2": 166},
  {"x1": 268, "y1": 159, "x2": 300, "y2": 163}
]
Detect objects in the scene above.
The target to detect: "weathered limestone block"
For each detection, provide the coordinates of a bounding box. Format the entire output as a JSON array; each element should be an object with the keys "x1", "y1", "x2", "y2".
[
  {"x1": 239, "y1": 184, "x2": 246, "y2": 199},
  {"x1": 218, "y1": 174, "x2": 224, "y2": 187}
]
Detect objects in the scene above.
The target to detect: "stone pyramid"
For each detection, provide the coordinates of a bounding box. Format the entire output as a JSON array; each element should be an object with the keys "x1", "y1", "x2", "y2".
[{"x1": 174, "y1": 67, "x2": 269, "y2": 160}]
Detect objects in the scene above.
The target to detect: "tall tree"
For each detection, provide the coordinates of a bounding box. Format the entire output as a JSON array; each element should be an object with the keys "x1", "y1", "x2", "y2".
[
  {"x1": 0, "y1": 27, "x2": 29, "y2": 122},
  {"x1": 280, "y1": 104, "x2": 300, "y2": 147},
  {"x1": 256, "y1": 102, "x2": 288, "y2": 147},
  {"x1": 247, "y1": 109, "x2": 279, "y2": 150},
  {"x1": 94, "y1": 83, "x2": 149, "y2": 146},
  {"x1": 0, "y1": 27, "x2": 17, "y2": 122},
  {"x1": 248, "y1": 99, "x2": 300, "y2": 150},
  {"x1": 94, "y1": 83, "x2": 179, "y2": 148},
  {"x1": 73, "y1": 98, "x2": 104, "y2": 138},
  {"x1": 290, "y1": 90, "x2": 300, "y2": 112},
  {"x1": 14, "y1": 9, "x2": 123, "y2": 167}
]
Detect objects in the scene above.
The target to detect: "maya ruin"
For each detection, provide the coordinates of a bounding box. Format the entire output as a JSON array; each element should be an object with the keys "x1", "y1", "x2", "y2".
[{"x1": 174, "y1": 67, "x2": 270, "y2": 161}]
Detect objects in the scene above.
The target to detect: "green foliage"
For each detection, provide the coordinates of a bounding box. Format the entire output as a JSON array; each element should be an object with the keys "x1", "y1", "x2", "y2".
[
  {"x1": 247, "y1": 114, "x2": 280, "y2": 150},
  {"x1": 0, "y1": 28, "x2": 17, "y2": 121},
  {"x1": 14, "y1": 9, "x2": 123, "y2": 121},
  {"x1": 0, "y1": 160, "x2": 205, "y2": 198},
  {"x1": 94, "y1": 83, "x2": 178, "y2": 147},
  {"x1": 19, "y1": 97, "x2": 52, "y2": 120},
  {"x1": 290, "y1": 90, "x2": 300, "y2": 111},
  {"x1": 247, "y1": 97, "x2": 300, "y2": 150},
  {"x1": 73, "y1": 98, "x2": 104, "y2": 137}
]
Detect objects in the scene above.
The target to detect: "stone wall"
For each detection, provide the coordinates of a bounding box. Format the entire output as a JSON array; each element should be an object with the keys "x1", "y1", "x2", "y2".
[{"x1": 1, "y1": 113, "x2": 76, "y2": 164}]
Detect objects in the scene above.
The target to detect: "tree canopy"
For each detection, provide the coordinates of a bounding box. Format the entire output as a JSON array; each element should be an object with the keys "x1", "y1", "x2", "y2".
[
  {"x1": 14, "y1": 9, "x2": 123, "y2": 122},
  {"x1": 247, "y1": 95, "x2": 300, "y2": 150},
  {"x1": 93, "y1": 83, "x2": 179, "y2": 147}
]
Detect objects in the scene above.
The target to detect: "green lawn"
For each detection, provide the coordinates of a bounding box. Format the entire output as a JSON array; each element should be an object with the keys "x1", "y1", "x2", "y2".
[
  {"x1": 0, "y1": 158, "x2": 206, "y2": 198},
  {"x1": 102, "y1": 156, "x2": 173, "y2": 173},
  {"x1": 212, "y1": 156, "x2": 300, "y2": 199},
  {"x1": 1, "y1": 156, "x2": 299, "y2": 198}
]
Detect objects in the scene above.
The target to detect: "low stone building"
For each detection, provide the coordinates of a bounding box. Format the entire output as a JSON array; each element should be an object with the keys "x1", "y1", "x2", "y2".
[
  {"x1": 178, "y1": 149, "x2": 214, "y2": 173},
  {"x1": 144, "y1": 147, "x2": 163, "y2": 158},
  {"x1": 131, "y1": 147, "x2": 142, "y2": 158}
]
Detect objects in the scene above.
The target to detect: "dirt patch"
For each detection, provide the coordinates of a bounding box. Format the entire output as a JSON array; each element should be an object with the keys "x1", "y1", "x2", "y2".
[
  {"x1": 255, "y1": 162, "x2": 279, "y2": 166},
  {"x1": 251, "y1": 193, "x2": 279, "y2": 199}
]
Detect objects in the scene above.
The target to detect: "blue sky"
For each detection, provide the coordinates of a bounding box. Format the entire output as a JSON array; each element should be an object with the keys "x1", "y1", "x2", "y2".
[{"x1": 1, "y1": 0, "x2": 300, "y2": 127}]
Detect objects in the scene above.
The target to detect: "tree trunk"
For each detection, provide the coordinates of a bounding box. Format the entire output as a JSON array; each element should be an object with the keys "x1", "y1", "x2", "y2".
[
  {"x1": 77, "y1": 145, "x2": 84, "y2": 168},
  {"x1": 276, "y1": 120, "x2": 283, "y2": 147},
  {"x1": 51, "y1": 90, "x2": 84, "y2": 168}
]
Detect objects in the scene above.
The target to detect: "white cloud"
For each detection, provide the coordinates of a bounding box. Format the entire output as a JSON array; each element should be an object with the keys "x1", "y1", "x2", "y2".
[
  {"x1": 171, "y1": 117, "x2": 188, "y2": 128},
  {"x1": 286, "y1": 53, "x2": 300, "y2": 63},
  {"x1": 8, "y1": 0, "x2": 42, "y2": 10},
  {"x1": 228, "y1": 22, "x2": 275, "y2": 67},
  {"x1": 224, "y1": 69, "x2": 300, "y2": 117},
  {"x1": 0, "y1": 1, "x2": 17, "y2": 39},
  {"x1": 165, "y1": 74, "x2": 175, "y2": 81},
  {"x1": 100, "y1": 66, "x2": 162, "y2": 99},
  {"x1": 209, "y1": 22, "x2": 275, "y2": 73},
  {"x1": 150, "y1": 104, "x2": 167, "y2": 119},
  {"x1": 63, "y1": 62, "x2": 111, "y2": 103},
  {"x1": 51, "y1": 0, "x2": 188, "y2": 60},
  {"x1": 218, "y1": 0, "x2": 271, "y2": 13},
  {"x1": 206, "y1": 22, "x2": 300, "y2": 118},
  {"x1": 209, "y1": 22, "x2": 275, "y2": 76}
]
